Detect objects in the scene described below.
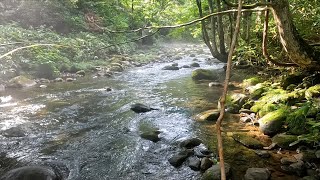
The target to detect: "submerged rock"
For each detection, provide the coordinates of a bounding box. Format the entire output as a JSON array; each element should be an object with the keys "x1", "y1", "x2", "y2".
[
  {"x1": 162, "y1": 65, "x2": 179, "y2": 70},
  {"x1": 0, "y1": 166, "x2": 60, "y2": 180},
  {"x1": 130, "y1": 103, "x2": 157, "y2": 113},
  {"x1": 190, "y1": 62, "x2": 200, "y2": 67},
  {"x1": 191, "y1": 69, "x2": 219, "y2": 81},
  {"x1": 244, "y1": 168, "x2": 270, "y2": 180},
  {"x1": 140, "y1": 130, "x2": 161, "y2": 142},
  {"x1": 201, "y1": 163, "x2": 231, "y2": 180},
  {"x1": 2, "y1": 127, "x2": 26, "y2": 137}
]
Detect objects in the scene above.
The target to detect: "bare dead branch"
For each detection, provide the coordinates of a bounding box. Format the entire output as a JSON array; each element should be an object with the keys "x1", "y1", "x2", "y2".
[
  {"x1": 0, "y1": 44, "x2": 64, "y2": 60},
  {"x1": 310, "y1": 43, "x2": 320, "y2": 46},
  {"x1": 216, "y1": 0, "x2": 243, "y2": 180}
]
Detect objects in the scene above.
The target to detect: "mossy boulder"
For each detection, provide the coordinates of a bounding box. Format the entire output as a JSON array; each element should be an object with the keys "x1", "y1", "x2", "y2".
[
  {"x1": 232, "y1": 132, "x2": 264, "y2": 149},
  {"x1": 35, "y1": 63, "x2": 59, "y2": 79},
  {"x1": 271, "y1": 134, "x2": 298, "y2": 149},
  {"x1": 194, "y1": 109, "x2": 220, "y2": 121},
  {"x1": 258, "y1": 108, "x2": 288, "y2": 136},
  {"x1": 226, "y1": 93, "x2": 249, "y2": 113},
  {"x1": 202, "y1": 163, "x2": 231, "y2": 180},
  {"x1": 7, "y1": 76, "x2": 36, "y2": 88},
  {"x1": 242, "y1": 76, "x2": 262, "y2": 89},
  {"x1": 246, "y1": 83, "x2": 268, "y2": 100},
  {"x1": 191, "y1": 69, "x2": 219, "y2": 81},
  {"x1": 305, "y1": 85, "x2": 320, "y2": 100}
]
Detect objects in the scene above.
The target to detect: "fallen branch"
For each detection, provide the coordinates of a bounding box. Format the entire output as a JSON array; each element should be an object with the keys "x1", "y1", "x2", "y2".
[
  {"x1": 0, "y1": 44, "x2": 64, "y2": 60},
  {"x1": 216, "y1": 0, "x2": 242, "y2": 180},
  {"x1": 222, "y1": 0, "x2": 271, "y2": 9},
  {"x1": 310, "y1": 43, "x2": 320, "y2": 46}
]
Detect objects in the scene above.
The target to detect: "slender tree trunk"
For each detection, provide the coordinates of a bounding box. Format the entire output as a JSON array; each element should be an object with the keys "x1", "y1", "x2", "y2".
[
  {"x1": 271, "y1": 0, "x2": 320, "y2": 68},
  {"x1": 208, "y1": 0, "x2": 219, "y2": 53},
  {"x1": 216, "y1": 0, "x2": 242, "y2": 180},
  {"x1": 216, "y1": 0, "x2": 227, "y2": 55}
]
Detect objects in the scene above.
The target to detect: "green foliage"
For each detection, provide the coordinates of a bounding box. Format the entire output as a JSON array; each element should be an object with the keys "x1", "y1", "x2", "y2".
[{"x1": 286, "y1": 102, "x2": 311, "y2": 135}]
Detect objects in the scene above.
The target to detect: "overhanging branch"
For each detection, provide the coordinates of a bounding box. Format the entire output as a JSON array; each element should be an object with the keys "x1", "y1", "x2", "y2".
[{"x1": 222, "y1": 0, "x2": 271, "y2": 9}]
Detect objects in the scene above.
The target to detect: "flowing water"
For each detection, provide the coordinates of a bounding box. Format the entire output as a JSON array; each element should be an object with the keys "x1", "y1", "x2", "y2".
[{"x1": 0, "y1": 44, "x2": 298, "y2": 180}]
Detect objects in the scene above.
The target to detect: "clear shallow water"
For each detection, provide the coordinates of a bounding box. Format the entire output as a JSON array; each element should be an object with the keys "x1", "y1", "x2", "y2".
[{"x1": 0, "y1": 51, "x2": 228, "y2": 179}]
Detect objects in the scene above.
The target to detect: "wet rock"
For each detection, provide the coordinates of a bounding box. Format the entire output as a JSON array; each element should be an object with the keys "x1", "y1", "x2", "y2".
[
  {"x1": 168, "y1": 149, "x2": 193, "y2": 167},
  {"x1": 180, "y1": 138, "x2": 202, "y2": 149},
  {"x1": 200, "y1": 157, "x2": 214, "y2": 171},
  {"x1": 194, "y1": 145, "x2": 213, "y2": 158},
  {"x1": 232, "y1": 132, "x2": 264, "y2": 149},
  {"x1": 7, "y1": 76, "x2": 36, "y2": 88},
  {"x1": 208, "y1": 82, "x2": 223, "y2": 87},
  {"x1": 315, "y1": 150, "x2": 320, "y2": 158},
  {"x1": 39, "y1": 85, "x2": 47, "y2": 88},
  {"x1": 174, "y1": 56, "x2": 182, "y2": 60},
  {"x1": 76, "y1": 70, "x2": 85, "y2": 76},
  {"x1": 190, "y1": 54, "x2": 196, "y2": 57},
  {"x1": 130, "y1": 103, "x2": 157, "y2": 113},
  {"x1": 294, "y1": 150, "x2": 317, "y2": 162},
  {"x1": 244, "y1": 168, "x2": 270, "y2": 180},
  {"x1": 201, "y1": 163, "x2": 231, "y2": 180},
  {"x1": 271, "y1": 134, "x2": 298, "y2": 150},
  {"x1": 194, "y1": 109, "x2": 220, "y2": 122},
  {"x1": 188, "y1": 156, "x2": 201, "y2": 171},
  {"x1": 190, "y1": 62, "x2": 200, "y2": 67},
  {"x1": 280, "y1": 157, "x2": 297, "y2": 165},
  {"x1": 65, "y1": 78, "x2": 75, "y2": 82},
  {"x1": 54, "y1": 78, "x2": 64, "y2": 82},
  {"x1": 281, "y1": 160, "x2": 306, "y2": 176},
  {"x1": 254, "y1": 150, "x2": 270, "y2": 158},
  {"x1": 258, "y1": 109, "x2": 287, "y2": 136},
  {"x1": 140, "y1": 130, "x2": 161, "y2": 142},
  {"x1": 162, "y1": 65, "x2": 179, "y2": 70},
  {"x1": 2, "y1": 127, "x2": 26, "y2": 137},
  {"x1": 182, "y1": 65, "x2": 190, "y2": 68},
  {"x1": 171, "y1": 63, "x2": 178, "y2": 67},
  {"x1": 226, "y1": 93, "x2": 249, "y2": 113},
  {"x1": 39, "y1": 78, "x2": 50, "y2": 83},
  {"x1": 0, "y1": 166, "x2": 60, "y2": 180},
  {"x1": 191, "y1": 69, "x2": 219, "y2": 81}
]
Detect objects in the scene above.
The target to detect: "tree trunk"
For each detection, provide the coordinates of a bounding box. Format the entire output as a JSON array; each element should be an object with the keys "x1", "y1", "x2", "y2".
[
  {"x1": 216, "y1": 0, "x2": 227, "y2": 55},
  {"x1": 271, "y1": 0, "x2": 320, "y2": 68}
]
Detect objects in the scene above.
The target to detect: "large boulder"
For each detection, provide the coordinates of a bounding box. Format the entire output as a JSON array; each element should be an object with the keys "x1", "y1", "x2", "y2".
[
  {"x1": 180, "y1": 138, "x2": 202, "y2": 149},
  {"x1": 200, "y1": 157, "x2": 214, "y2": 171},
  {"x1": 244, "y1": 168, "x2": 271, "y2": 180},
  {"x1": 188, "y1": 156, "x2": 201, "y2": 171},
  {"x1": 7, "y1": 76, "x2": 36, "y2": 88},
  {"x1": 168, "y1": 150, "x2": 194, "y2": 167},
  {"x1": 191, "y1": 69, "x2": 219, "y2": 81},
  {"x1": 258, "y1": 108, "x2": 287, "y2": 136},
  {"x1": 0, "y1": 166, "x2": 60, "y2": 180},
  {"x1": 194, "y1": 109, "x2": 220, "y2": 121},
  {"x1": 202, "y1": 163, "x2": 231, "y2": 180}
]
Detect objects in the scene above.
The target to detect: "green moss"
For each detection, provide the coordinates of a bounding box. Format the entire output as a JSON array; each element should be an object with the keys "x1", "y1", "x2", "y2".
[
  {"x1": 242, "y1": 76, "x2": 262, "y2": 89},
  {"x1": 258, "y1": 103, "x2": 278, "y2": 117},
  {"x1": 259, "y1": 107, "x2": 288, "y2": 124},
  {"x1": 305, "y1": 84, "x2": 320, "y2": 100},
  {"x1": 191, "y1": 69, "x2": 218, "y2": 81},
  {"x1": 286, "y1": 103, "x2": 311, "y2": 135}
]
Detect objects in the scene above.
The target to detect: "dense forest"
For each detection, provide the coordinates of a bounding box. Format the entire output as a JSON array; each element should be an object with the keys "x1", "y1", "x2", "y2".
[{"x1": 0, "y1": 0, "x2": 320, "y2": 180}]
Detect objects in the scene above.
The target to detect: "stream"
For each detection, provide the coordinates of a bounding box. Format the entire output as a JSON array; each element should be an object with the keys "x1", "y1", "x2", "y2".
[{"x1": 0, "y1": 44, "x2": 299, "y2": 180}]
